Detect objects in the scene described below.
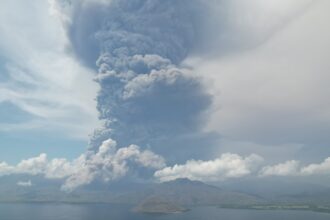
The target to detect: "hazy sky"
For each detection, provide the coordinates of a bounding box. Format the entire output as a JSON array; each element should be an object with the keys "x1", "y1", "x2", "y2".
[{"x1": 0, "y1": 0, "x2": 329, "y2": 190}]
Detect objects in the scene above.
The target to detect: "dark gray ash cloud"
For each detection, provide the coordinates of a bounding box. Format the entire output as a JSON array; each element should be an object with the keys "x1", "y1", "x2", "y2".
[{"x1": 61, "y1": 0, "x2": 216, "y2": 162}]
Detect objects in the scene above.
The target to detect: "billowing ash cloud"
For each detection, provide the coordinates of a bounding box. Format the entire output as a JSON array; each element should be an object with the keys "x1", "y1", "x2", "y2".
[
  {"x1": 51, "y1": 0, "x2": 215, "y2": 162},
  {"x1": 91, "y1": 0, "x2": 213, "y2": 157},
  {"x1": 62, "y1": 139, "x2": 165, "y2": 191}
]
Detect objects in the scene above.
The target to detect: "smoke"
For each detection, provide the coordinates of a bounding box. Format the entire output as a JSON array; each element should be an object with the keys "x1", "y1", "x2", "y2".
[
  {"x1": 91, "y1": 0, "x2": 212, "y2": 154},
  {"x1": 45, "y1": 0, "x2": 216, "y2": 188},
  {"x1": 52, "y1": 0, "x2": 215, "y2": 160},
  {"x1": 61, "y1": 139, "x2": 165, "y2": 191},
  {"x1": 51, "y1": 0, "x2": 316, "y2": 165},
  {"x1": 58, "y1": 0, "x2": 316, "y2": 159}
]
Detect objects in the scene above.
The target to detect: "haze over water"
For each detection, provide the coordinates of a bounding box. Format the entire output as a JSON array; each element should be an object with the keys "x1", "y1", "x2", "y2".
[{"x1": 0, "y1": 204, "x2": 329, "y2": 220}]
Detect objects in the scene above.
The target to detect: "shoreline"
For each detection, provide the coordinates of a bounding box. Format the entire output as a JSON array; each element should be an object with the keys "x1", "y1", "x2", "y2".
[{"x1": 218, "y1": 204, "x2": 330, "y2": 215}]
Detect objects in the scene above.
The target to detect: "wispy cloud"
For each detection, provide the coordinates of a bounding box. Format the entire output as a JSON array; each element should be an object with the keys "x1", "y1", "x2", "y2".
[
  {"x1": 0, "y1": 0, "x2": 100, "y2": 140},
  {"x1": 195, "y1": 0, "x2": 330, "y2": 156},
  {"x1": 17, "y1": 180, "x2": 33, "y2": 187}
]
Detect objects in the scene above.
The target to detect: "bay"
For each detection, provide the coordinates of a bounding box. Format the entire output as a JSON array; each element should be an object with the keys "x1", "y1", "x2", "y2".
[{"x1": 0, "y1": 203, "x2": 329, "y2": 220}]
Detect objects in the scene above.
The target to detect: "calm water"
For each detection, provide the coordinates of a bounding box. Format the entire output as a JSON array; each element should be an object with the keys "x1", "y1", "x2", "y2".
[{"x1": 0, "y1": 203, "x2": 329, "y2": 220}]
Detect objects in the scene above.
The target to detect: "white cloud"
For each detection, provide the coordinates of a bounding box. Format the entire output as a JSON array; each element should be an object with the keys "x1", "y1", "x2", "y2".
[
  {"x1": 259, "y1": 157, "x2": 330, "y2": 177},
  {"x1": 17, "y1": 180, "x2": 33, "y2": 187},
  {"x1": 0, "y1": 162, "x2": 14, "y2": 176},
  {"x1": 259, "y1": 160, "x2": 300, "y2": 177},
  {"x1": 192, "y1": 0, "x2": 330, "y2": 151},
  {"x1": 16, "y1": 154, "x2": 48, "y2": 175},
  {"x1": 200, "y1": 0, "x2": 314, "y2": 56},
  {"x1": 154, "y1": 153, "x2": 263, "y2": 182},
  {"x1": 3, "y1": 147, "x2": 330, "y2": 187},
  {"x1": 44, "y1": 158, "x2": 74, "y2": 179},
  {"x1": 0, "y1": 0, "x2": 100, "y2": 140},
  {"x1": 0, "y1": 139, "x2": 165, "y2": 191},
  {"x1": 301, "y1": 158, "x2": 330, "y2": 175}
]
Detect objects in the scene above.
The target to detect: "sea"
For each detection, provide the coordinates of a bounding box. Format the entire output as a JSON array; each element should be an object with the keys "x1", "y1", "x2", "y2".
[{"x1": 0, "y1": 203, "x2": 329, "y2": 220}]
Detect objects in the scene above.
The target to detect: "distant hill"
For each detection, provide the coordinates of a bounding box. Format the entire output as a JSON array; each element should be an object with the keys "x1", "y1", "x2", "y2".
[
  {"x1": 278, "y1": 189, "x2": 330, "y2": 206},
  {"x1": 0, "y1": 176, "x2": 263, "y2": 207},
  {"x1": 219, "y1": 177, "x2": 330, "y2": 200},
  {"x1": 2, "y1": 175, "x2": 330, "y2": 213},
  {"x1": 133, "y1": 196, "x2": 188, "y2": 214},
  {"x1": 131, "y1": 178, "x2": 265, "y2": 213},
  {"x1": 144, "y1": 178, "x2": 264, "y2": 206}
]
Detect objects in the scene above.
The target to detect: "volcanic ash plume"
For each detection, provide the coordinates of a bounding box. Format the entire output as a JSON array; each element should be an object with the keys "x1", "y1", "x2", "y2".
[
  {"x1": 87, "y1": 0, "x2": 213, "y2": 156},
  {"x1": 51, "y1": 0, "x2": 213, "y2": 187}
]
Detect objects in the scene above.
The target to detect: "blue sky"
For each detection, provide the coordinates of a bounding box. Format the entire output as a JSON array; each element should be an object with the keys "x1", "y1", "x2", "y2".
[
  {"x1": 0, "y1": 0, "x2": 100, "y2": 163},
  {"x1": 0, "y1": 100, "x2": 86, "y2": 163},
  {"x1": 1, "y1": 0, "x2": 330, "y2": 190}
]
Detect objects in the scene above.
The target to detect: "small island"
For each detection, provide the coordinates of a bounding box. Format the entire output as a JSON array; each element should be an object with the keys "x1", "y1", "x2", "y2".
[{"x1": 133, "y1": 196, "x2": 188, "y2": 214}]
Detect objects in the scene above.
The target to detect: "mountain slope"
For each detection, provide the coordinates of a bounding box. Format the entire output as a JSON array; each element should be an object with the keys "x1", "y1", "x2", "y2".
[
  {"x1": 0, "y1": 176, "x2": 263, "y2": 206},
  {"x1": 144, "y1": 178, "x2": 264, "y2": 206}
]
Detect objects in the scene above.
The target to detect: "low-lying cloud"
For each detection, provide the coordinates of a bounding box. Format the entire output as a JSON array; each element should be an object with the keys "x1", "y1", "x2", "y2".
[
  {"x1": 17, "y1": 180, "x2": 33, "y2": 187},
  {"x1": 154, "y1": 153, "x2": 264, "y2": 182},
  {"x1": 260, "y1": 157, "x2": 330, "y2": 177},
  {"x1": 3, "y1": 151, "x2": 330, "y2": 190},
  {"x1": 0, "y1": 139, "x2": 165, "y2": 191}
]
